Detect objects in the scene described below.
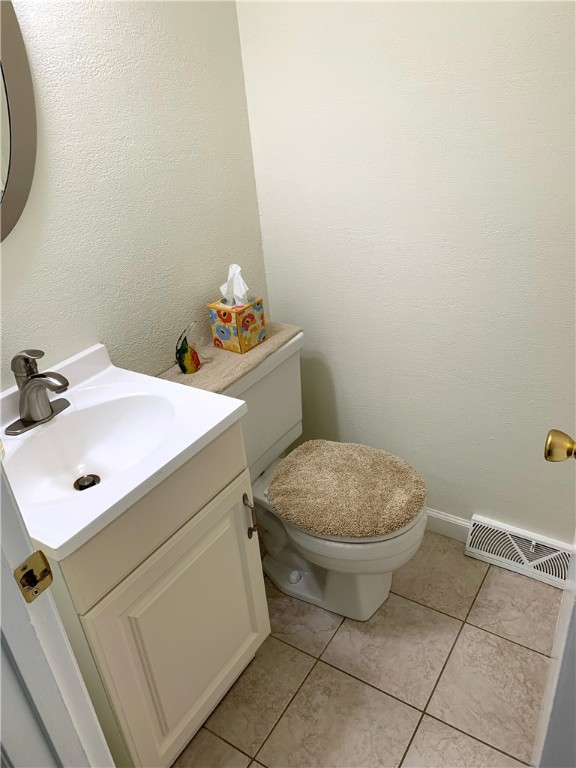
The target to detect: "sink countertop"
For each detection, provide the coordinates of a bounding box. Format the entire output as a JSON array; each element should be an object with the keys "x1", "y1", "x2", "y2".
[{"x1": 0, "y1": 344, "x2": 247, "y2": 560}]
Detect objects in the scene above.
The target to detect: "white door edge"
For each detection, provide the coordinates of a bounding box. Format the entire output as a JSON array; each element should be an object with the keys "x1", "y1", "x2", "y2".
[{"x1": 1, "y1": 467, "x2": 114, "y2": 768}]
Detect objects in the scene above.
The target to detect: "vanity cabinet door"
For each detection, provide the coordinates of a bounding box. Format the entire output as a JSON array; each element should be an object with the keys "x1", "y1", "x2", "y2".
[{"x1": 81, "y1": 470, "x2": 269, "y2": 768}]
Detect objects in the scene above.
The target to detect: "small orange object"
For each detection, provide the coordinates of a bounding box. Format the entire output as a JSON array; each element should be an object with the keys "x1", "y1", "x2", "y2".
[{"x1": 175, "y1": 328, "x2": 202, "y2": 373}]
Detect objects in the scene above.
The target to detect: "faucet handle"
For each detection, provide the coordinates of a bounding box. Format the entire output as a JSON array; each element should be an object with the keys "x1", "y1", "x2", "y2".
[{"x1": 11, "y1": 349, "x2": 45, "y2": 378}]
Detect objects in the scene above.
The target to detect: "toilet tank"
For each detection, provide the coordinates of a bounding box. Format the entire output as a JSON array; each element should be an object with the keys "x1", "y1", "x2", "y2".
[{"x1": 223, "y1": 332, "x2": 304, "y2": 480}]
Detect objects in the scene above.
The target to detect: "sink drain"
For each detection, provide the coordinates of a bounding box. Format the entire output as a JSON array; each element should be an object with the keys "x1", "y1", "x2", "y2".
[{"x1": 73, "y1": 474, "x2": 101, "y2": 491}]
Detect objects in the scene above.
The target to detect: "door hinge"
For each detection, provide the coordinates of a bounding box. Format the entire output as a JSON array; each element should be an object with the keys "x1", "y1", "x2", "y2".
[{"x1": 14, "y1": 550, "x2": 53, "y2": 603}]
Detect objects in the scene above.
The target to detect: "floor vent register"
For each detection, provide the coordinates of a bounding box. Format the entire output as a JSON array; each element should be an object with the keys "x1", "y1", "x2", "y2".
[{"x1": 466, "y1": 515, "x2": 572, "y2": 587}]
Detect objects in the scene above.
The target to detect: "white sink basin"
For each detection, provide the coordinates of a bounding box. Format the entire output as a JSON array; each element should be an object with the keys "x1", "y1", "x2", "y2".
[
  {"x1": 7, "y1": 394, "x2": 174, "y2": 504},
  {"x1": 1, "y1": 345, "x2": 246, "y2": 559}
]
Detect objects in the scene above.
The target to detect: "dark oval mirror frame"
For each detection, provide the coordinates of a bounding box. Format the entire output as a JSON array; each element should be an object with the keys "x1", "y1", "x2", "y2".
[{"x1": 1, "y1": 0, "x2": 37, "y2": 242}]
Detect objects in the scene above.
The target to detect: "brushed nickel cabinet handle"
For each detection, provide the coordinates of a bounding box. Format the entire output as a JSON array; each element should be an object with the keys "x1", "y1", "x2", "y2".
[{"x1": 243, "y1": 493, "x2": 258, "y2": 539}]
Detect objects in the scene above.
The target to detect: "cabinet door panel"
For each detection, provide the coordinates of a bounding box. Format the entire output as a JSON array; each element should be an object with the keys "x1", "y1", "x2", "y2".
[
  {"x1": 82, "y1": 471, "x2": 269, "y2": 767},
  {"x1": 130, "y1": 515, "x2": 254, "y2": 732}
]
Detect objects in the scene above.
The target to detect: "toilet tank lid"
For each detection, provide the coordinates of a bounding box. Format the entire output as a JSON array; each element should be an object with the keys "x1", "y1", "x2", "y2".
[
  {"x1": 224, "y1": 328, "x2": 304, "y2": 398},
  {"x1": 159, "y1": 322, "x2": 302, "y2": 395}
]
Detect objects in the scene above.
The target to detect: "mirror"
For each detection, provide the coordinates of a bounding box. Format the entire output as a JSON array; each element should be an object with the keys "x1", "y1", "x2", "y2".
[
  {"x1": 1, "y1": 66, "x2": 9, "y2": 200},
  {"x1": 0, "y1": 1, "x2": 37, "y2": 241}
]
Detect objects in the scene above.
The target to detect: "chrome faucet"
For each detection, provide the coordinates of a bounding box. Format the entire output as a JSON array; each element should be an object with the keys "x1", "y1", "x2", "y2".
[{"x1": 5, "y1": 350, "x2": 70, "y2": 435}]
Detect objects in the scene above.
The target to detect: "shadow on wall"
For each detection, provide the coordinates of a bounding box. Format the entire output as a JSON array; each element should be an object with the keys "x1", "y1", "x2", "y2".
[{"x1": 298, "y1": 352, "x2": 340, "y2": 445}]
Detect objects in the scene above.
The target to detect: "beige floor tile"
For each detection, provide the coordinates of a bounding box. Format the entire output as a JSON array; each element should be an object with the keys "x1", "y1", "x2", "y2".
[
  {"x1": 265, "y1": 578, "x2": 343, "y2": 657},
  {"x1": 403, "y1": 716, "x2": 524, "y2": 767},
  {"x1": 428, "y1": 624, "x2": 550, "y2": 763},
  {"x1": 206, "y1": 636, "x2": 314, "y2": 756},
  {"x1": 467, "y1": 566, "x2": 562, "y2": 655},
  {"x1": 321, "y1": 593, "x2": 461, "y2": 709},
  {"x1": 172, "y1": 729, "x2": 250, "y2": 768},
  {"x1": 392, "y1": 531, "x2": 489, "y2": 619},
  {"x1": 257, "y1": 662, "x2": 420, "y2": 767}
]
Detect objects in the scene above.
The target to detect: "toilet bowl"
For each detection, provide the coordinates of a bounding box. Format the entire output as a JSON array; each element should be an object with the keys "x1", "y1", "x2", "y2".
[
  {"x1": 252, "y1": 459, "x2": 427, "y2": 621},
  {"x1": 222, "y1": 330, "x2": 427, "y2": 622}
]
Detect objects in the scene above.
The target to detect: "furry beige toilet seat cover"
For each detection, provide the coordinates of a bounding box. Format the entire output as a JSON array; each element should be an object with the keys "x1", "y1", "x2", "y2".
[{"x1": 268, "y1": 440, "x2": 427, "y2": 539}]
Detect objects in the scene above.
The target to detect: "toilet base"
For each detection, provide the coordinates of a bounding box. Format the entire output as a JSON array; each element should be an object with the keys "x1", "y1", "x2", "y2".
[
  {"x1": 255, "y1": 499, "x2": 418, "y2": 621},
  {"x1": 262, "y1": 553, "x2": 392, "y2": 621}
]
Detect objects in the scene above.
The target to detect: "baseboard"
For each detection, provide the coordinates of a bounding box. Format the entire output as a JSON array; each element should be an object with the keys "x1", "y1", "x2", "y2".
[{"x1": 425, "y1": 507, "x2": 470, "y2": 543}]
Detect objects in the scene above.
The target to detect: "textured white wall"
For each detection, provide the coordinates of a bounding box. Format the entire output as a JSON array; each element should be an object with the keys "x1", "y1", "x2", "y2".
[
  {"x1": 237, "y1": 2, "x2": 575, "y2": 541},
  {"x1": 2, "y1": 2, "x2": 266, "y2": 387}
]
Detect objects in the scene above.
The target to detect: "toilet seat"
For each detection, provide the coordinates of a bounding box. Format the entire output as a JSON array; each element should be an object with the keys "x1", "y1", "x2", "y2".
[
  {"x1": 283, "y1": 506, "x2": 427, "y2": 575},
  {"x1": 267, "y1": 439, "x2": 427, "y2": 540},
  {"x1": 283, "y1": 506, "x2": 425, "y2": 544}
]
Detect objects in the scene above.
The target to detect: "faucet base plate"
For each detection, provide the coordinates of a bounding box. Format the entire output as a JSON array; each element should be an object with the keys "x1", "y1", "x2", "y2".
[{"x1": 5, "y1": 398, "x2": 71, "y2": 436}]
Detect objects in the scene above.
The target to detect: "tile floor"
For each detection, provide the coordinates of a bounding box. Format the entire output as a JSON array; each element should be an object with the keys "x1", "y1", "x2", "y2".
[{"x1": 173, "y1": 531, "x2": 561, "y2": 768}]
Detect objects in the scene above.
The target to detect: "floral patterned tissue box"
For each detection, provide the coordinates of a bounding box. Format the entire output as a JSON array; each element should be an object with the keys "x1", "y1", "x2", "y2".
[{"x1": 207, "y1": 297, "x2": 266, "y2": 353}]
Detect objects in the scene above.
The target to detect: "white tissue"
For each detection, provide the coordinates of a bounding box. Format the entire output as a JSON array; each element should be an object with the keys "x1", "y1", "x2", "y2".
[{"x1": 220, "y1": 263, "x2": 249, "y2": 306}]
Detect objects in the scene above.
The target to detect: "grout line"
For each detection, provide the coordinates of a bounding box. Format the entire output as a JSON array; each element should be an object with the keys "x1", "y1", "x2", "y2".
[
  {"x1": 268, "y1": 634, "x2": 319, "y2": 661},
  {"x1": 273, "y1": 563, "x2": 553, "y2": 664},
  {"x1": 273, "y1": 627, "x2": 419, "y2": 713},
  {"x1": 422, "y1": 623, "x2": 466, "y2": 711},
  {"x1": 397, "y1": 711, "x2": 425, "y2": 767},
  {"x1": 199, "y1": 622, "x2": 530, "y2": 768},
  {"x1": 389, "y1": 589, "x2": 474, "y2": 622},
  {"x1": 259, "y1": 567, "x2": 535, "y2": 766},
  {"x1": 401, "y1": 572, "x2": 493, "y2": 767},
  {"x1": 271, "y1": 635, "x2": 420, "y2": 713},
  {"x1": 464, "y1": 564, "x2": 492, "y2": 620},
  {"x1": 315, "y1": 614, "x2": 345, "y2": 658},
  {"x1": 269, "y1": 585, "x2": 506, "y2": 721},
  {"x1": 314, "y1": 657, "x2": 422, "y2": 714},
  {"x1": 420, "y1": 566, "x2": 491, "y2": 713},
  {"x1": 201, "y1": 726, "x2": 255, "y2": 761},
  {"x1": 416, "y1": 566, "x2": 533, "y2": 766},
  {"x1": 271, "y1": 637, "x2": 426, "y2": 730},
  {"x1": 268, "y1": 630, "x2": 338, "y2": 662},
  {"x1": 398, "y1": 566, "x2": 536, "y2": 766},
  {"x1": 253, "y1": 656, "x2": 320, "y2": 763},
  {"x1": 423, "y1": 714, "x2": 531, "y2": 766},
  {"x1": 464, "y1": 620, "x2": 553, "y2": 658},
  {"x1": 464, "y1": 564, "x2": 491, "y2": 621}
]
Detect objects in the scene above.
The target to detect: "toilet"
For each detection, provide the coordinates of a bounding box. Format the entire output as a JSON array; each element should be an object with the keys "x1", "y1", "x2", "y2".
[{"x1": 223, "y1": 331, "x2": 427, "y2": 621}]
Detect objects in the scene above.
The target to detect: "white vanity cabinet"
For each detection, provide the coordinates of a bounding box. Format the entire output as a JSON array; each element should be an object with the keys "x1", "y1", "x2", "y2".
[{"x1": 51, "y1": 423, "x2": 270, "y2": 768}]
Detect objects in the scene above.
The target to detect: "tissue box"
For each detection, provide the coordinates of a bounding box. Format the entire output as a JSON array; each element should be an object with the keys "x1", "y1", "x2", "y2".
[{"x1": 207, "y1": 297, "x2": 266, "y2": 354}]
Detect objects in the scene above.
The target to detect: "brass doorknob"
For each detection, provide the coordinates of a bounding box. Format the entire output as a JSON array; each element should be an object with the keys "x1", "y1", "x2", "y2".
[{"x1": 544, "y1": 429, "x2": 576, "y2": 462}]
